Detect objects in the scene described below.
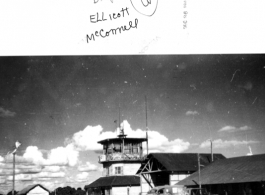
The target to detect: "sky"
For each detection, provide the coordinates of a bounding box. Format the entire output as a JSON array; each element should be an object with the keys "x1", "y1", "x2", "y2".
[{"x1": 0, "y1": 55, "x2": 265, "y2": 193}]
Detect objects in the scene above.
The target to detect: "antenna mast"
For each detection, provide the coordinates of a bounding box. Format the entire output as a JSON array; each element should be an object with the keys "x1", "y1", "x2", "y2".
[
  {"x1": 145, "y1": 96, "x2": 149, "y2": 155},
  {"x1": 119, "y1": 103, "x2": 121, "y2": 130}
]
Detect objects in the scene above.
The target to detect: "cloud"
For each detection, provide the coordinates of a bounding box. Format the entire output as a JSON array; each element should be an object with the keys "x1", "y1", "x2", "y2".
[
  {"x1": 0, "y1": 107, "x2": 16, "y2": 117},
  {"x1": 32, "y1": 172, "x2": 66, "y2": 178},
  {"x1": 119, "y1": 121, "x2": 190, "y2": 153},
  {"x1": 185, "y1": 110, "x2": 199, "y2": 116},
  {"x1": 0, "y1": 176, "x2": 6, "y2": 184},
  {"x1": 218, "y1": 126, "x2": 236, "y2": 132},
  {"x1": 68, "y1": 125, "x2": 116, "y2": 151},
  {"x1": 42, "y1": 166, "x2": 61, "y2": 173},
  {"x1": 76, "y1": 172, "x2": 89, "y2": 182},
  {"x1": 200, "y1": 139, "x2": 259, "y2": 149},
  {"x1": 67, "y1": 120, "x2": 190, "y2": 154},
  {"x1": 239, "y1": 126, "x2": 252, "y2": 131},
  {"x1": 0, "y1": 120, "x2": 191, "y2": 191},
  {"x1": 23, "y1": 144, "x2": 79, "y2": 167},
  {"x1": 218, "y1": 125, "x2": 252, "y2": 133},
  {"x1": 47, "y1": 144, "x2": 79, "y2": 167},
  {"x1": 7, "y1": 174, "x2": 32, "y2": 181},
  {"x1": 78, "y1": 162, "x2": 98, "y2": 172}
]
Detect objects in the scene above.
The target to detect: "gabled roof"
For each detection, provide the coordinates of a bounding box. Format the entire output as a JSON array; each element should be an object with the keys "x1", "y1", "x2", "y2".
[
  {"x1": 85, "y1": 175, "x2": 140, "y2": 189},
  {"x1": 178, "y1": 153, "x2": 265, "y2": 185},
  {"x1": 17, "y1": 184, "x2": 50, "y2": 195},
  {"x1": 137, "y1": 153, "x2": 226, "y2": 174}
]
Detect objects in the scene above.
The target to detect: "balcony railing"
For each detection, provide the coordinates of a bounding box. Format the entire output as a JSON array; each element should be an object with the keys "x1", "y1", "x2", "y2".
[{"x1": 98, "y1": 152, "x2": 145, "y2": 163}]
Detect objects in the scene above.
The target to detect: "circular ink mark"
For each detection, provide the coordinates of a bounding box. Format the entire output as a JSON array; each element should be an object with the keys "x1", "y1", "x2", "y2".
[{"x1": 130, "y1": 0, "x2": 158, "y2": 16}]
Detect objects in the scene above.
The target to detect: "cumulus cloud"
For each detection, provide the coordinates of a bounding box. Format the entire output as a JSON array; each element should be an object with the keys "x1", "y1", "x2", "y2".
[
  {"x1": 185, "y1": 110, "x2": 199, "y2": 116},
  {"x1": 23, "y1": 144, "x2": 79, "y2": 167},
  {"x1": 120, "y1": 121, "x2": 190, "y2": 153},
  {"x1": 218, "y1": 125, "x2": 252, "y2": 133},
  {"x1": 32, "y1": 172, "x2": 66, "y2": 178},
  {"x1": 69, "y1": 125, "x2": 116, "y2": 151},
  {"x1": 78, "y1": 162, "x2": 98, "y2": 172},
  {"x1": 200, "y1": 139, "x2": 259, "y2": 149},
  {"x1": 48, "y1": 144, "x2": 79, "y2": 167},
  {"x1": 0, "y1": 107, "x2": 16, "y2": 117},
  {"x1": 1, "y1": 120, "x2": 191, "y2": 191},
  {"x1": 76, "y1": 172, "x2": 89, "y2": 182},
  {"x1": 66, "y1": 120, "x2": 190, "y2": 154}
]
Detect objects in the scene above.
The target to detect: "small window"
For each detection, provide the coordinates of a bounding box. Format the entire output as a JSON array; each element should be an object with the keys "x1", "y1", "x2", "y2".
[{"x1": 114, "y1": 166, "x2": 123, "y2": 175}]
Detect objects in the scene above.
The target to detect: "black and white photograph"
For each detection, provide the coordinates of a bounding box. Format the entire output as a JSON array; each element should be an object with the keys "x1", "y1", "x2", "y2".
[
  {"x1": 1, "y1": 0, "x2": 265, "y2": 194},
  {"x1": 0, "y1": 55, "x2": 265, "y2": 195}
]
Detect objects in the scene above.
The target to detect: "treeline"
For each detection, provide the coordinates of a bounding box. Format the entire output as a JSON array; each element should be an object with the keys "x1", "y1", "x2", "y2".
[{"x1": 50, "y1": 186, "x2": 86, "y2": 195}]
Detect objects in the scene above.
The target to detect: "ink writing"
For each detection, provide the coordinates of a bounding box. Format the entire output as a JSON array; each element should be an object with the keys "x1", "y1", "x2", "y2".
[
  {"x1": 90, "y1": 7, "x2": 129, "y2": 23},
  {"x1": 183, "y1": 0, "x2": 188, "y2": 29},
  {"x1": 130, "y1": 0, "x2": 158, "y2": 16},
  {"x1": 87, "y1": 7, "x2": 138, "y2": 43},
  {"x1": 87, "y1": 19, "x2": 138, "y2": 43}
]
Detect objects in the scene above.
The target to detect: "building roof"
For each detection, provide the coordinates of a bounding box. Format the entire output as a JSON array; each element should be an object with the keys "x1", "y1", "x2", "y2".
[
  {"x1": 178, "y1": 153, "x2": 265, "y2": 186},
  {"x1": 137, "y1": 153, "x2": 226, "y2": 174},
  {"x1": 98, "y1": 137, "x2": 147, "y2": 144},
  {"x1": 84, "y1": 175, "x2": 140, "y2": 189},
  {"x1": 17, "y1": 184, "x2": 50, "y2": 195}
]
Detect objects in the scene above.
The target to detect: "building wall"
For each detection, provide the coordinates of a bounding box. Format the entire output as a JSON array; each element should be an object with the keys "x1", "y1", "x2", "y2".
[
  {"x1": 139, "y1": 172, "x2": 191, "y2": 195},
  {"x1": 123, "y1": 164, "x2": 141, "y2": 175},
  {"x1": 112, "y1": 186, "x2": 140, "y2": 195},
  {"x1": 27, "y1": 186, "x2": 49, "y2": 195},
  {"x1": 170, "y1": 173, "x2": 190, "y2": 185},
  {"x1": 103, "y1": 163, "x2": 141, "y2": 176},
  {"x1": 140, "y1": 175, "x2": 152, "y2": 195}
]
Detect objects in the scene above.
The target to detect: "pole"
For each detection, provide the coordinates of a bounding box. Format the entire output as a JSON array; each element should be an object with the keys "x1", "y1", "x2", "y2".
[
  {"x1": 197, "y1": 153, "x2": 201, "y2": 189},
  {"x1": 12, "y1": 152, "x2": 15, "y2": 195},
  {"x1": 211, "y1": 140, "x2": 213, "y2": 162},
  {"x1": 145, "y1": 96, "x2": 149, "y2": 155}
]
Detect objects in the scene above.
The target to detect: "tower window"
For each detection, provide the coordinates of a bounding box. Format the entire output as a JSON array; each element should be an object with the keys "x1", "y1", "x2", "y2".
[{"x1": 114, "y1": 166, "x2": 123, "y2": 175}]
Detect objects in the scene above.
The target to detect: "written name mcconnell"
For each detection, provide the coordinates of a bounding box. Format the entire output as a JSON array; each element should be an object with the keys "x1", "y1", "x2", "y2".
[{"x1": 86, "y1": 18, "x2": 138, "y2": 43}]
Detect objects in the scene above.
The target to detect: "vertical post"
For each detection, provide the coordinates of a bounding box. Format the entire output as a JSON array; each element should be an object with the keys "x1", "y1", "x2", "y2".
[
  {"x1": 211, "y1": 140, "x2": 213, "y2": 162},
  {"x1": 122, "y1": 139, "x2": 125, "y2": 154},
  {"x1": 197, "y1": 153, "x2": 201, "y2": 189},
  {"x1": 145, "y1": 96, "x2": 149, "y2": 155},
  {"x1": 12, "y1": 153, "x2": 15, "y2": 195}
]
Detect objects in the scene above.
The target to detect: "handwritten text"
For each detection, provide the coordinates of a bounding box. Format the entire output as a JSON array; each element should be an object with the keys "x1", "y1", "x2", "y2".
[{"x1": 86, "y1": 19, "x2": 138, "y2": 43}]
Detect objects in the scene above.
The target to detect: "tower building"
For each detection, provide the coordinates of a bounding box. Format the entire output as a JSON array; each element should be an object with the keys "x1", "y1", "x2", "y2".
[{"x1": 85, "y1": 125, "x2": 147, "y2": 195}]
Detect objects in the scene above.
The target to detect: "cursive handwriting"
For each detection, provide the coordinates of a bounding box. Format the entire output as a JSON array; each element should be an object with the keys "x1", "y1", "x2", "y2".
[
  {"x1": 87, "y1": 18, "x2": 138, "y2": 43},
  {"x1": 130, "y1": 0, "x2": 158, "y2": 16},
  {"x1": 90, "y1": 7, "x2": 129, "y2": 23}
]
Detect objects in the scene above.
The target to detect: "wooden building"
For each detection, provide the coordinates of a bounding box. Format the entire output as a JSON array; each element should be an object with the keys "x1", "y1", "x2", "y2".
[
  {"x1": 85, "y1": 128, "x2": 147, "y2": 195},
  {"x1": 136, "y1": 153, "x2": 226, "y2": 195},
  {"x1": 178, "y1": 154, "x2": 265, "y2": 195}
]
